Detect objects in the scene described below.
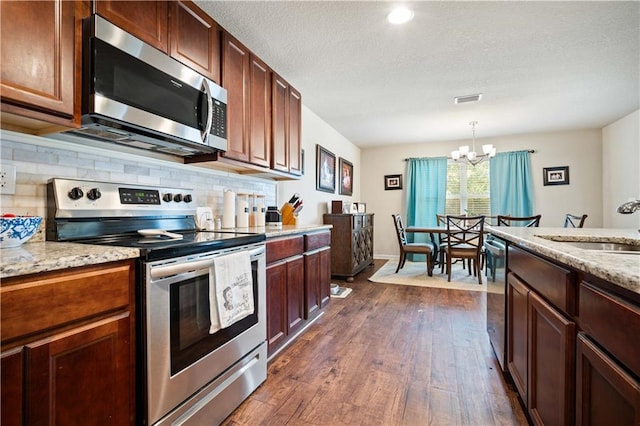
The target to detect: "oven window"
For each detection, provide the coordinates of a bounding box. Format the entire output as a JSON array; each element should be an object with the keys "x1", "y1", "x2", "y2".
[{"x1": 169, "y1": 260, "x2": 259, "y2": 375}]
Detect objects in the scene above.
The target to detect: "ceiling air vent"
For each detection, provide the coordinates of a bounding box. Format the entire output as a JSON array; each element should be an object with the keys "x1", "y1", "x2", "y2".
[{"x1": 454, "y1": 93, "x2": 483, "y2": 104}]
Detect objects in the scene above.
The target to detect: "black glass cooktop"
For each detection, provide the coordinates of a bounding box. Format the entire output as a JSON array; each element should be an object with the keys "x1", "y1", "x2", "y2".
[{"x1": 77, "y1": 231, "x2": 265, "y2": 261}]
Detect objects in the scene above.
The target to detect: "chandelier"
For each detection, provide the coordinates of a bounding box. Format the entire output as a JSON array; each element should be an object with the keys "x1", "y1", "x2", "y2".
[{"x1": 451, "y1": 121, "x2": 496, "y2": 166}]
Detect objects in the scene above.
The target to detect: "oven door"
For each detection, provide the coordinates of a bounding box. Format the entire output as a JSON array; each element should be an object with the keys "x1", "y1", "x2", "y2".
[{"x1": 142, "y1": 243, "x2": 266, "y2": 425}]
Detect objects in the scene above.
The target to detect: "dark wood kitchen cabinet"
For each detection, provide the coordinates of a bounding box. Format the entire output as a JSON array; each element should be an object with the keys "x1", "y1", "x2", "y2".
[
  {"x1": 506, "y1": 246, "x2": 576, "y2": 426},
  {"x1": 576, "y1": 280, "x2": 640, "y2": 425},
  {"x1": 303, "y1": 231, "x2": 332, "y2": 318},
  {"x1": 221, "y1": 31, "x2": 273, "y2": 167},
  {"x1": 169, "y1": 0, "x2": 221, "y2": 83},
  {"x1": 272, "y1": 73, "x2": 302, "y2": 175},
  {"x1": 323, "y1": 213, "x2": 374, "y2": 281},
  {"x1": 95, "y1": 0, "x2": 169, "y2": 52},
  {"x1": 266, "y1": 235, "x2": 305, "y2": 355},
  {"x1": 0, "y1": 0, "x2": 79, "y2": 126},
  {"x1": 97, "y1": 0, "x2": 221, "y2": 83},
  {"x1": 0, "y1": 260, "x2": 136, "y2": 425}
]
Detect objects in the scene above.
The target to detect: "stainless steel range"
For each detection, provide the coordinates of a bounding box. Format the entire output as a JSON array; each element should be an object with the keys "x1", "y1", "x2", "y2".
[{"x1": 46, "y1": 178, "x2": 267, "y2": 425}]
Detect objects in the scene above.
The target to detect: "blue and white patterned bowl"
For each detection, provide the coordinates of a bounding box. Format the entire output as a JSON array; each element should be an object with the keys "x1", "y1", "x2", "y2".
[{"x1": 0, "y1": 216, "x2": 43, "y2": 248}]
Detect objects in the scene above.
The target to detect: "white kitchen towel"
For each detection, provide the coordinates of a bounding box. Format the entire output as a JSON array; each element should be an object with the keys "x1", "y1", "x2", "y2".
[{"x1": 209, "y1": 250, "x2": 254, "y2": 332}]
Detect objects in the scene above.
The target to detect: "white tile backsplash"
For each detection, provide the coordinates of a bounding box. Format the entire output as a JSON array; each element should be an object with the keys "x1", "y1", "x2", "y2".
[{"x1": 1, "y1": 130, "x2": 277, "y2": 241}]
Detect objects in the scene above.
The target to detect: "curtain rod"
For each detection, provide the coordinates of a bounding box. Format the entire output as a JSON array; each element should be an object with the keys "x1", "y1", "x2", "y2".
[{"x1": 403, "y1": 149, "x2": 535, "y2": 161}]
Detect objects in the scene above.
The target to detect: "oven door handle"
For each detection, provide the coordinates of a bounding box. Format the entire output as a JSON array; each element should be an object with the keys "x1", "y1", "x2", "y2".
[{"x1": 150, "y1": 246, "x2": 265, "y2": 280}]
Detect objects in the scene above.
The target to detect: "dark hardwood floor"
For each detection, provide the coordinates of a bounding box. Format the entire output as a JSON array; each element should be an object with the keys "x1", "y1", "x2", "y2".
[{"x1": 223, "y1": 259, "x2": 529, "y2": 425}]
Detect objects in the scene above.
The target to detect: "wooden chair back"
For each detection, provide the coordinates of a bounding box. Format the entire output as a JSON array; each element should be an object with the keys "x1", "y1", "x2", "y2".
[
  {"x1": 446, "y1": 215, "x2": 485, "y2": 253},
  {"x1": 497, "y1": 215, "x2": 541, "y2": 227},
  {"x1": 564, "y1": 213, "x2": 587, "y2": 228},
  {"x1": 392, "y1": 214, "x2": 408, "y2": 247}
]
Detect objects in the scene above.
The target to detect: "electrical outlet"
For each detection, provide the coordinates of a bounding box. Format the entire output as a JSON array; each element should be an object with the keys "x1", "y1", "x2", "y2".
[{"x1": 0, "y1": 164, "x2": 17, "y2": 195}]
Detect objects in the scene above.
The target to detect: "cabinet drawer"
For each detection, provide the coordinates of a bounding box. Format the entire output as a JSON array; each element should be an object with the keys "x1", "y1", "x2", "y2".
[
  {"x1": 1, "y1": 261, "x2": 132, "y2": 344},
  {"x1": 267, "y1": 235, "x2": 304, "y2": 264},
  {"x1": 509, "y1": 245, "x2": 575, "y2": 315},
  {"x1": 304, "y1": 231, "x2": 330, "y2": 251},
  {"x1": 579, "y1": 282, "x2": 640, "y2": 377}
]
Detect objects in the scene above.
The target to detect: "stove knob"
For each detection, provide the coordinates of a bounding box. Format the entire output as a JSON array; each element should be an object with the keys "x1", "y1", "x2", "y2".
[
  {"x1": 68, "y1": 187, "x2": 84, "y2": 200},
  {"x1": 183, "y1": 194, "x2": 193, "y2": 203},
  {"x1": 87, "y1": 188, "x2": 102, "y2": 201},
  {"x1": 163, "y1": 193, "x2": 173, "y2": 202},
  {"x1": 173, "y1": 194, "x2": 183, "y2": 203}
]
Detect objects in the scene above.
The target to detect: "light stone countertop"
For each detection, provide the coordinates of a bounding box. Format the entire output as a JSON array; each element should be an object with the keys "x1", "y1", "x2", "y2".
[
  {"x1": 486, "y1": 227, "x2": 640, "y2": 296},
  {"x1": 0, "y1": 242, "x2": 140, "y2": 280},
  {"x1": 0, "y1": 224, "x2": 332, "y2": 279}
]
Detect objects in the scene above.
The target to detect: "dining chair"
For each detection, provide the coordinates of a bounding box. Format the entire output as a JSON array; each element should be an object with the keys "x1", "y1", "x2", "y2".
[
  {"x1": 444, "y1": 215, "x2": 485, "y2": 284},
  {"x1": 563, "y1": 213, "x2": 588, "y2": 228},
  {"x1": 392, "y1": 214, "x2": 433, "y2": 276},
  {"x1": 497, "y1": 214, "x2": 542, "y2": 227}
]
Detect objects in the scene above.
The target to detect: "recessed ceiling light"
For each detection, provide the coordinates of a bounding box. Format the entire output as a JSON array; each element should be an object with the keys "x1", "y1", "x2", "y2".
[{"x1": 387, "y1": 7, "x2": 414, "y2": 25}]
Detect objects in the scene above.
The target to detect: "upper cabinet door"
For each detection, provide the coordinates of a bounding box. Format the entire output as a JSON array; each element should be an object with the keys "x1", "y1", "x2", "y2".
[
  {"x1": 248, "y1": 55, "x2": 271, "y2": 167},
  {"x1": 271, "y1": 73, "x2": 289, "y2": 173},
  {"x1": 288, "y1": 87, "x2": 302, "y2": 175},
  {"x1": 221, "y1": 32, "x2": 250, "y2": 163},
  {"x1": 169, "y1": 0, "x2": 221, "y2": 83},
  {"x1": 95, "y1": 0, "x2": 169, "y2": 52},
  {"x1": 0, "y1": 0, "x2": 75, "y2": 117}
]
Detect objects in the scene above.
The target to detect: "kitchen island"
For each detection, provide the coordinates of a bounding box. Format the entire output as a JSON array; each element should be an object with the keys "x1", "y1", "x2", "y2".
[{"x1": 486, "y1": 226, "x2": 640, "y2": 425}]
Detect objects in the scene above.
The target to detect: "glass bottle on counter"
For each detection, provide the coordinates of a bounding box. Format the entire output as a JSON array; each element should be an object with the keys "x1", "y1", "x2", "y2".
[{"x1": 256, "y1": 195, "x2": 265, "y2": 227}]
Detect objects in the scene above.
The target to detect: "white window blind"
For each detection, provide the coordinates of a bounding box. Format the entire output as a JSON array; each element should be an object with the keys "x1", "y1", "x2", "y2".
[{"x1": 445, "y1": 161, "x2": 490, "y2": 216}]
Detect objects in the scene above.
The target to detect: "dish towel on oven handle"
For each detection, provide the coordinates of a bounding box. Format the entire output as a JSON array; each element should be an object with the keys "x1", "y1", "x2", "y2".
[{"x1": 209, "y1": 250, "x2": 254, "y2": 333}]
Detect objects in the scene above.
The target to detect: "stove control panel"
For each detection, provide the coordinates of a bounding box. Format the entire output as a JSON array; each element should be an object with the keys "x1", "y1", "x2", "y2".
[{"x1": 49, "y1": 178, "x2": 197, "y2": 218}]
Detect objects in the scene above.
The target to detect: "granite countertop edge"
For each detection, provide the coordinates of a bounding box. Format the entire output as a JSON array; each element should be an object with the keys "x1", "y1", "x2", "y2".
[
  {"x1": 1, "y1": 224, "x2": 333, "y2": 279},
  {"x1": 1, "y1": 242, "x2": 140, "y2": 280},
  {"x1": 487, "y1": 226, "x2": 640, "y2": 295}
]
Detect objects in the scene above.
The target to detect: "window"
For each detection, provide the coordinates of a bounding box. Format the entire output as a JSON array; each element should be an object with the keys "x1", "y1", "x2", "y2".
[{"x1": 445, "y1": 161, "x2": 490, "y2": 216}]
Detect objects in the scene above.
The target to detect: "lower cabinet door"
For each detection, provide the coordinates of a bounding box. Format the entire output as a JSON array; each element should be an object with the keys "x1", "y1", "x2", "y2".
[
  {"x1": 286, "y1": 255, "x2": 305, "y2": 335},
  {"x1": 528, "y1": 290, "x2": 575, "y2": 426},
  {"x1": 266, "y1": 260, "x2": 287, "y2": 352},
  {"x1": 24, "y1": 313, "x2": 132, "y2": 425},
  {"x1": 304, "y1": 251, "x2": 321, "y2": 319},
  {"x1": 1, "y1": 347, "x2": 23, "y2": 426},
  {"x1": 507, "y1": 273, "x2": 529, "y2": 400},
  {"x1": 319, "y1": 247, "x2": 331, "y2": 308},
  {"x1": 576, "y1": 333, "x2": 640, "y2": 425}
]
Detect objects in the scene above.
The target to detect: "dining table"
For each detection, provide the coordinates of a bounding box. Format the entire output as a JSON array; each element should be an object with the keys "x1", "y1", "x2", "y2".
[{"x1": 405, "y1": 226, "x2": 448, "y2": 273}]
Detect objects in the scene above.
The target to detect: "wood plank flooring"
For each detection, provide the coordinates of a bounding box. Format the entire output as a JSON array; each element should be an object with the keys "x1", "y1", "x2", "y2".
[{"x1": 223, "y1": 259, "x2": 529, "y2": 425}]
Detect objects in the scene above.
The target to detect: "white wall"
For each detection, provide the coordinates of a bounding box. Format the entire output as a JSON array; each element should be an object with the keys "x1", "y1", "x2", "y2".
[
  {"x1": 277, "y1": 105, "x2": 361, "y2": 224},
  {"x1": 361, "y1": 129, "x2": 603, "y2": 258},
  {"x1": 602, "y1": 109, "x2": 640, "y2": 229}
]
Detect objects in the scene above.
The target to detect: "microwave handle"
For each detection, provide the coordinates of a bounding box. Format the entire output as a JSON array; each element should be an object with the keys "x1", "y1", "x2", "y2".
[{"x1": 201, "y1": 79, "x2": 214, "y2": 142}]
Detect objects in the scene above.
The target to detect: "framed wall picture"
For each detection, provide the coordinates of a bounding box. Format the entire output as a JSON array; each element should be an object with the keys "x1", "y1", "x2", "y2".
[
  {"x1": 384, "y1": 174, "x2": 403, "y2": 190},
  {"x1": 316, "y1": 145, "x2": 336, "y2": 193},
  {"x1": 339, "y1": 157, "x2": 353, "y2": 196},
  {"x1": 543, "y1": 166, "x2": 570, "y2": 186}
]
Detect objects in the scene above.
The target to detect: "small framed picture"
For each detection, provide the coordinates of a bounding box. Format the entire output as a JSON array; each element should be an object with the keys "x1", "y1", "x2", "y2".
[
  {"x1": 339, "y1": 158, "x2": 353, "y2": 196},
  {"x1": 384, "y1": 174, "x2": 403, "y2": 190},
  {"x1": 316, "y1": 145, "x2": 336, "y2": 193},
  {"x1": 543, "y1": 166, "x2": 570, "y2": 186}
]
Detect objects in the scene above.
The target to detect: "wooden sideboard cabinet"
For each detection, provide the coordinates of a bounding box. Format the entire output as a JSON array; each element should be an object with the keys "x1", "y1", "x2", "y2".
[
  {"x1": 0, "y1": 260, "x2": 136, "y2": 425},
  {"x1": 323, "y1": 213, "x2": 374, "y2": 282}
]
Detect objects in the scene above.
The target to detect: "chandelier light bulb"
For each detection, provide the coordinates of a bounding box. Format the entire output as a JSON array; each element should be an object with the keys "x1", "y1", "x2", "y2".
[{"x1": 450, "y1": 121, "x2": 497, "y2": 166}]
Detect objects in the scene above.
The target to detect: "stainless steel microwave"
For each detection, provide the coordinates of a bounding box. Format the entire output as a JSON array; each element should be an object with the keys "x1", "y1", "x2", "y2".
[{"x1": 56, "y1": 15, "x2": 227, "y2": 157}]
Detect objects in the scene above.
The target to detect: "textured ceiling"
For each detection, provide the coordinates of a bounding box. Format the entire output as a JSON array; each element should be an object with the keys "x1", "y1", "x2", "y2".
[{"x1": 194, "y1": 1, "x2": 640, "y2": 147}]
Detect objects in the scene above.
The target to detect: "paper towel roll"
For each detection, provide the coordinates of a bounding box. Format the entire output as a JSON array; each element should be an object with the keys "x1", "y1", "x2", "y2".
[{"x1": 222, "y1": 190, "x2": 236, "y2": 229}]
